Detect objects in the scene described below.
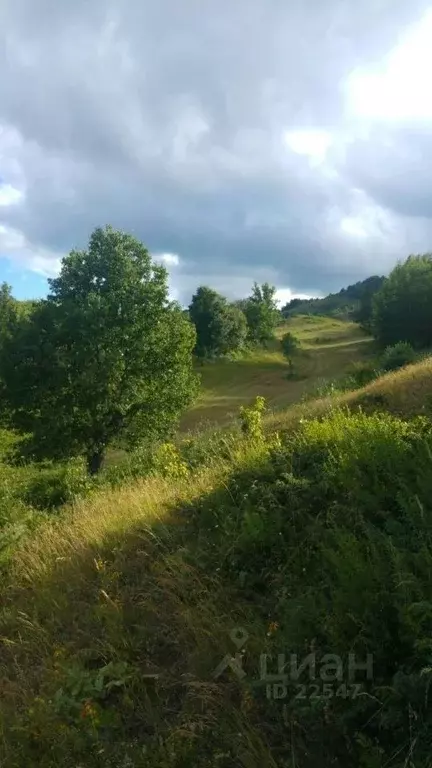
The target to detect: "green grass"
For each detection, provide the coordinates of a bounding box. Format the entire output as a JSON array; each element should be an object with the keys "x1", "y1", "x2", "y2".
[
  {"x1": 3, "y1": 318, "x2": 432, "y2": 765},
  {"x1": 2, "y1": 405, "x2": 432, "y2": 766},
  {"x1": 181, "y1": 316, "x2": 373, "y2": 431},
  {"x1": 267, "y1": 350, "x2": 432, "y2": 436}
]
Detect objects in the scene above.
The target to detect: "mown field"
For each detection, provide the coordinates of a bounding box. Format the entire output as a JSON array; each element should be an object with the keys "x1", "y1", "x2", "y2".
[{"x1": 181, "y1": 315, "x2": 372, "y2": 431}]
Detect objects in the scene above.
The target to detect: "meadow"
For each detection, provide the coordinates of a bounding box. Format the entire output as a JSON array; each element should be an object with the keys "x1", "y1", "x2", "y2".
[
  {"x1": 181, "y1": 315, "x2": 372, "y2": 431},
  {"x1": 2, "y1": 312, "x2": 432, "y2": 767}
]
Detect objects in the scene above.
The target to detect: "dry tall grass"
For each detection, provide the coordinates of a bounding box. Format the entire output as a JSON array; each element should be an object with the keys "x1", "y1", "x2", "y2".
[
  {"x1": 0, "y1": 442, "x2": 276, "y2": 767},
  {"x1": 2, "y1": 350, "x2": 432, "y2": 766},
  {"x1": 267, "y1": 354, "x2": 432, "y2": 433}
]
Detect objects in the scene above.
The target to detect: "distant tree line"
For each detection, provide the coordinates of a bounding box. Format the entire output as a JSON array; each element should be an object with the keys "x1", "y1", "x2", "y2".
[
  {"x1": 281, "y1": 275, "x2": 386, "y2": 326},
  {"x1": 0, "y1": 225, "x2": 431, "y2": 476}
]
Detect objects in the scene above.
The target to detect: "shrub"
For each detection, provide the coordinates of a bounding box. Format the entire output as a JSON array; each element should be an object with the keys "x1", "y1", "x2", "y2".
[
  {"x1": 347, "y1": 360, "x2": 381, "y2": 387},
  {"x1": 382, "y1": 341, "x2": 416, "y2": 371},
  {"x1": 185, "y1": 409, "x2": 432, "y2": 764},
  {"x1": 151, "y1": 442, "x2": 189, "y2": 479},
  {"x1": 303, "y1": 362, "x2": 382, "y2": 402},
  {"x1": 22, "y1": 458, "x2": 93, "y2": 509},
  {"x1": 238, "y1": 396, "x2": 266, "y2": 441},
  {"x1": 280, "y1": 331, "x2": 300, "y2": 358},
  {"x1": 3, "y1": 409, "x2": 432, "y2": 765},
  {"x1": 62, "y1": 457, "x2": 93, "y2": 501},
  {"x1": 102, "y1": 439, "x2": 187, "y2": 485},
  {"x1": 124, "y1": 441, "x2": 154, "y2": 479}
]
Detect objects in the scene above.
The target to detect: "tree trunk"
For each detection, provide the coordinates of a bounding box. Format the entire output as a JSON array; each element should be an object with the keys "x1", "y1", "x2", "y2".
[{"x1": 87, "y1": 450, "x2": 105, "y2": 476}]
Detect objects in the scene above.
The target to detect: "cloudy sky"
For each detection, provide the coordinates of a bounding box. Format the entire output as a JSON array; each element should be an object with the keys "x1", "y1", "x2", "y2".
[{"x1": 1, "y1": 0, "x2": 432, "y2": 305}]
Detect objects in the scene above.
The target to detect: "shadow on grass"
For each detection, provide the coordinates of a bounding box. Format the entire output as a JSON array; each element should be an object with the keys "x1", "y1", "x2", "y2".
[
  {"x1": 2, "y1": 423, "x2": 430, "y2": 767},
  {"x1": 0, "y1": 459, "x2": 282, "y2": 767}
]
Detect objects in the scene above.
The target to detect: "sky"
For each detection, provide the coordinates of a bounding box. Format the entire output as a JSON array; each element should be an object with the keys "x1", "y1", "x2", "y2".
[{"x1": 1, "y1": 1, "x2": 432, "y2": 306}]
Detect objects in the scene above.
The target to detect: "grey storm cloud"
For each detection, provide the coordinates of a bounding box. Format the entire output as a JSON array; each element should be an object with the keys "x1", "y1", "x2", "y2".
[{"x1": 1, "y1": 0, "x2": 432, "y2": 303}]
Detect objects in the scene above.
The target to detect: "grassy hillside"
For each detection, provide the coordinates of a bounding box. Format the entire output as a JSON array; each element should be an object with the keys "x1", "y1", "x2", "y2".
[
  {"x1": 181, "y1": 315, "x2": 372, "y2": 431},
  {"x1": 268, "y1": 352, "x2": 432, "y2": 434},
  {"x1": 2, "y1": 350, "x2": 432, "y2": 766}
]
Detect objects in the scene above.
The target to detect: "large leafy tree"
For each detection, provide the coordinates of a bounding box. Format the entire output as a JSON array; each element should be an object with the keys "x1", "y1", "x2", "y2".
[
  {"x1": 244, "y1": 282, "x2": 279, "y2": 344},
  {"x1": 372, "y1": 255, "x2": 432, "y2": 348},
  {"x1": 188, "y1": 286, "x2": 247, "y2": 359},
  {"x1": 0, "y1": 226, "x2": 198, "y2": 473}
]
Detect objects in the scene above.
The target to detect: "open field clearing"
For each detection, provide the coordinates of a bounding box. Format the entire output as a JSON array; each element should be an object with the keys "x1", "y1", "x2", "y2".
[{"x1": 180, "y1": 316, "x2": 373, "y2": 431}]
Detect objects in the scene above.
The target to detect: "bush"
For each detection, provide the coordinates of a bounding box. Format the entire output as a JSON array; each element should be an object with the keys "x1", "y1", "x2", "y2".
[
  {"x1": 103, "y1": 439, "x2": 190, "y2": 485},
  {"x1": 238, "y1": 396, "x2": 266, "y2": 441},
  {"x1": 0, "y1": 471, "x2": 38, "y2": 564},
  {"x1": 22, "y1": 458, "x2": 93, "y2": 509},
  {"x1": 346, "y1": 360, "x2": 381, "y2": 387},
  {"x1": 280, "y1": 331, "x2": 300, "y2": 358},
  {"x1": 382, "y1": 341, "x2": 416, "y2": 371},
  {"x1": 151, "y1": 442, "x2": 189, "y2": 479},
  {"x1": 303, "y1": 362, "x2": 382, "y2": 402},
  {"x1": 185, "y1": 409, "x2": 432, "y2": 765},
  {"x1": 3, "y1": 409, "x2": 432, "y2": 765}
]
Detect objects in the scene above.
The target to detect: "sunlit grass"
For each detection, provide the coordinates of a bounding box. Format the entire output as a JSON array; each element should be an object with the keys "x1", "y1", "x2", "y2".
[
  {"x1": 2, "y1": 361, "x2": 432, "y2": 764},
  {"x1": 181, "y1": 316, "x2": 373, "y2": 431},
  {"x1": 266, "y1": 352, "x2": 432, "y2": 433},
  {"x1": 0, "y1": 440, "x2": 273, "y2": 766}
]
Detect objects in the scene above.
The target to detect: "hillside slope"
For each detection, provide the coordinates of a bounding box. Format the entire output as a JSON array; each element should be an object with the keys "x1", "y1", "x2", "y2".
[
  {"x1": 2, "y1": 358, "x2": 432, "y2": 767},
  {"x1": 181, "y1": 315, "x2": 371, "y2": 431},
  {"x1": 269, "y1": 353, "x2": 432, "y2": 433}
]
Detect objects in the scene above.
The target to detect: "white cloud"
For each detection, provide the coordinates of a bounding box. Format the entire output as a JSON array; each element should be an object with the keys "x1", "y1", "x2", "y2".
[
  {"x1": 284, "y1": 130, "x2": 333, "y2": 165},
  {"x1": 0, "y1": 183, "x2": 24, "y2": 206},
  {"x1": 157, "y1": 252, "x2": 180, "y2": 267},
  {"x1": 346, "y1": 9, "x2": 432, "y2": 122},
  {"x1": 1, "y1": 1, "x2": 432, "y2": 301},
  {"x1": 339, "y1": 217, "x2": 368, "y2": 238},
  {"x1": 275, "y1": 288, "x2": 318, "y2": 306},
  {"x1": 0, "y1": 223, "x2": 62, "y2": 277}
]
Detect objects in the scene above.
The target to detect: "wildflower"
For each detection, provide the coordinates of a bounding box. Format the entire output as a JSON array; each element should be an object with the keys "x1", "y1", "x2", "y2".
[
  {"x1": 267, "y1": 621, "x2": 279, "y2": 636},
  {"x1": 80, "y1": 699, "x2": 98, "y2": 720}
]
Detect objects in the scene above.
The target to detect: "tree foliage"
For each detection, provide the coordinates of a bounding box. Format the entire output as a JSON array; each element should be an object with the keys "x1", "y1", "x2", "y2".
[
  {"x1": 281, "y1": 276, "x2": 385, "y2": 321},
  {"x1": 353, "y1": 275, "x2": 386, "y2": 330},
  {"x1": 188, "y1": 286, "x2": 247, "y2": 359},
  {"x1": 372, "y1": 254, "x2": 432, "y2": 348},
  {"x1": 244, "y1": 282, "x2": 279, "y2": 344},
  {"x1": 381, "y1": 341, "x2": 416, "y2": 371},
  {"x1": 0, "y1": 282, "x2": 19, "y2": 350},
  {"x1": 280, "y1": 297, "x2": 304, "y2": 317},
  {"x1": 0, "y1": 226, "x2": 198, "y2": 473},
  {"x1": 280, "y1": 331, "x2": 300, "y2": 359}
]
